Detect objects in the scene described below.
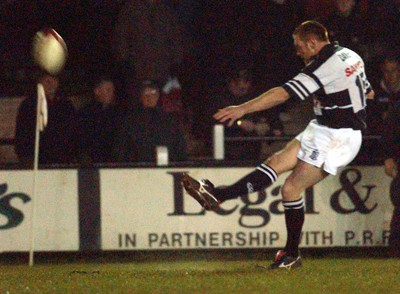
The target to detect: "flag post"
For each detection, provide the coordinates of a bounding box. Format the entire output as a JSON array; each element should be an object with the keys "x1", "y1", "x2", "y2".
[{"x1": 29, "y1": 83, "x2": 47, "y2": 266}]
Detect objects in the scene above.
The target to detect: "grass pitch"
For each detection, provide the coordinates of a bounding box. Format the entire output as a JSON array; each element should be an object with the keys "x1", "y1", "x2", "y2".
[{"x1": 0, "y1": 251, "x2": 399, "y2": 293}]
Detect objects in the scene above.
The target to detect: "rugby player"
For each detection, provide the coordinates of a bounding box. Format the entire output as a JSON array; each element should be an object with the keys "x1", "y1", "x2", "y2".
[{"x1": 182, "y1": 20, "x2": 374, "y2": 270}]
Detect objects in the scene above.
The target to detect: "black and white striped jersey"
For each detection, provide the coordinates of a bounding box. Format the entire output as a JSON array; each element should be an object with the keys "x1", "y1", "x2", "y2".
[{"x1": 283, "y1": 43, "x2": 372, "y2": 130}]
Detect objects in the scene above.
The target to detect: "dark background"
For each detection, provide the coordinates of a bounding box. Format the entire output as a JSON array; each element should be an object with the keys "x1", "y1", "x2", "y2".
[
  {"x1": 1, "y1": 1, "x2": 398, "y2": 104},
  {"x1": 0, "y1": 0, "x2": 311, "y2": 97},
  {"x1": 0, "y1": 0, "x2": 127, "y2": 96}
]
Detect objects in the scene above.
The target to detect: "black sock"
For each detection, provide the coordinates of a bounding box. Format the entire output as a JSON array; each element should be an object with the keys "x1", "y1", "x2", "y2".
[
  {"x1": 283, "y1": 198, "x2": 305, "y2": 257},
  {"x1": 214, "y1": 163, "x2": 277, "y2": 202}
]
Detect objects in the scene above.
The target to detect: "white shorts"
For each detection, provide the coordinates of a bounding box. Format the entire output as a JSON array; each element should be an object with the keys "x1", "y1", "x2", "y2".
[{"x1": 295, "y1": 119, "x2": 362, "y2": 175}]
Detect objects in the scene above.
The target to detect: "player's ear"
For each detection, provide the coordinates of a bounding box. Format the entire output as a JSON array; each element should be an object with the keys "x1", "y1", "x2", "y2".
[{"x1": 306, "y1": 39, "x2": 317, "y2": 51}]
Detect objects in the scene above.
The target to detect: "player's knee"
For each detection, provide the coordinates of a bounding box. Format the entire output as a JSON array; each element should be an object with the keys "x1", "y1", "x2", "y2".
[
  {"x1": 281, "y1": 179, "x2": 300, "y2": 201},
  {"x1": 265, "y1": 152, "x2": 280, "y2": 166},
  {"x1": 264, "y1": 140, "x2": 299, "y2": 174},
  {"x1": 264, "y1": 152, "x2": 293, "y2": 175},
  {"x1": 280, "y1": 181, "x2": 292, "y2": 200}
]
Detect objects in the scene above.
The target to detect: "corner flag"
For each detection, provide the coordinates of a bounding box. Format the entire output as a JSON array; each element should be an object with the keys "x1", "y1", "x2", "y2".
[
  {"x1": 37, "y1": 83, "x2": 48, "y2": 131},
  {"x1": 29, "y1": 83, "x2": 48, "y2": 266}
]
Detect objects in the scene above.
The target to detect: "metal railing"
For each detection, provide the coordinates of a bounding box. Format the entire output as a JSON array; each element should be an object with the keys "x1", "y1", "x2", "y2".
[
  {"x1": 212, "y1": 124, "x2": 382, "y2": 161},
  {"x1": 0, "y1": 126, "x2": 384, "y2": 168}
]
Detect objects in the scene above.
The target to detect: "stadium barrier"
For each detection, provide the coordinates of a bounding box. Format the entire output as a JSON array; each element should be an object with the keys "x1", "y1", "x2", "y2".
[
  {"x1": 212, "y1": 124, "x2": 382, "y2": 162},
  {"x1": 0, "y1": 165, "x2": 393, "y2": 253}
]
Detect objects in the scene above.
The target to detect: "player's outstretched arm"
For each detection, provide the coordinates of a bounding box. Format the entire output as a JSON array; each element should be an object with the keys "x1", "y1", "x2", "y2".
[{"x1": 213, "y1": 87, "x2": 290, "y2": 126}]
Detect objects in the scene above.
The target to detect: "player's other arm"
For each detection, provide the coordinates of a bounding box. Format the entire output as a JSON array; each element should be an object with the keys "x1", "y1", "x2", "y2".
[{"x1": 213, "y1": 87, "x2": 290, "y2": 126}]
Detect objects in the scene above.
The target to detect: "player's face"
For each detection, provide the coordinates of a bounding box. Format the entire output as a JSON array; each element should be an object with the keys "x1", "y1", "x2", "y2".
[{"x1": 293, "y1": 35, "x2": 315, "y2": 64}]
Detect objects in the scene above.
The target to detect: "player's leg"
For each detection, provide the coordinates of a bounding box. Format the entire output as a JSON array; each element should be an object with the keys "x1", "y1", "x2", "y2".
[
  {"x1": 182, "y1": 139, "x2": 300, "y2": 210},
  {"x1": 215, "y1": 139, "x2": 301, "y2": 201},
  {"x1": 269, "y1": 160, "x2": 328, "y2": 270},
  {"x1": 270, "y1": 124, "x2": 363, "y2": 268},
  {"x1": 281, "y1": 161, "x2": 328, "y2": 254}
]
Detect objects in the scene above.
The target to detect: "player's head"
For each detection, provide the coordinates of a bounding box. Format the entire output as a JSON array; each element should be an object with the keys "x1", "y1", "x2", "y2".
[{"x1": 293, "y1": 21, "x2": 330, "y2": 64}]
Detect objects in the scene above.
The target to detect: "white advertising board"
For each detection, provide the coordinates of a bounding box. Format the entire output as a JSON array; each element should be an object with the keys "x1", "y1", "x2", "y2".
[
  {"x1": 0, "y1": 170, "x2": 79, "y2": 252},
  {"x1": 0, "y1": 166, "x2": 393, "y2": 252},
  {"x1": 100, "y1": 166, "x2": 394, "y2": 250}
]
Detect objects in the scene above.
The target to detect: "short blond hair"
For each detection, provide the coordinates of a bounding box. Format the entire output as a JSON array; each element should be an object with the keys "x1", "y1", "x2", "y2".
[{"x1": 293, "y1": 20, "x2": 330, "y2": 42}]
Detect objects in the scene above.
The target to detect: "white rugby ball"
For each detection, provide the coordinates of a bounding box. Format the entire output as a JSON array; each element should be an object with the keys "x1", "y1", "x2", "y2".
[{"x1": 32, "y1": 28, "x2": 67, "y2": 75}]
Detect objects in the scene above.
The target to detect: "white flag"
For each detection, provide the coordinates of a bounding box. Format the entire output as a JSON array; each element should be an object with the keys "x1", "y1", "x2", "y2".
[{"x1": 37, "y1": 83, "x2": 48, "y2": 131}]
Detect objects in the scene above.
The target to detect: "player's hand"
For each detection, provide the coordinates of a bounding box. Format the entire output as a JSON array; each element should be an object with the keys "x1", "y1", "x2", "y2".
[{"x1": 213, "y1": 105, "x2": 246, "y2": 127}]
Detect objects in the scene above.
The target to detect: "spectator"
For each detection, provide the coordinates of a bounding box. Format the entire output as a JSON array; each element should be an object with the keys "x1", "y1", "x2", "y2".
[
  {"x1": 113, "y1": 80, "x2": 187, "y2": 163},
  {"x1": 160, "y1": 75, "x2": 184, "y2": 124},
  {"x1": 113, "y1": 0, "x2": 186, "y2": 101},
  {"x1": 382, "y1": 99, "x2": 400, "y2": 257},
  {"x1": 255, "y1": 0, "x2": 303, "y2": 122},
  {"x1": 260, "y1": 0, "x2": 301, "y2": 84},
  {"x1": 297, "y1": 0, "x2": 333, "y2": 20},
  {"x1": 76, "y1": 75, "x2": 124, "y2": 165},
  {"x1": 364, "y1": 0, "x2": 400, "y2": 67},
  {"x1": 367, "y1": 56, "x2": 400, "y2": 135},
  {"x1": 160, "y1": 75, "x2": 199, "y2": 156},
  {"x1": 318, "y1": 0, "x2": 368, "y2": 54},
  {"x1": 210, "y1": 65, "x2": 284, "y2": 161},
  {"x1": 15, "y1": 72, "x2": 77, "y2": 166}
]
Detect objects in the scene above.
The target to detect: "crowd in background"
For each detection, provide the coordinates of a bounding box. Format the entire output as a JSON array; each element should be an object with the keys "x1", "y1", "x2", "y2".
[{"x1": 3, "y1": 0, "x2": 399, "y2": 166}]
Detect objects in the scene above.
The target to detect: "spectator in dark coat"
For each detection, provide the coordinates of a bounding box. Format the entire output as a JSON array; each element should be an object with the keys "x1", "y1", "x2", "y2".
[
  {"x1": 15, "y1": 72, "x2": 77, "y2": 166},
  {"x1": 210, "y1": 67, "x2": 284, "y2": 161},
  {"x1": 383, "y1": 99, "x2": 400, "y2": 257},
  {"x1": 317, "y1": 0, "x2": 368, "y2": 55},
  {"x1": 77, "y1": 75, "x2": 124, "y2": 165},
  {"x1": 113, "y1": 0, "x2": 186, "y2": 101},
  {"x1": 361, "y1": 56, "x2": 400, "y2": 162},
  {"x1": 113, "y1": 80, "x2": 187, "y2": 163}
]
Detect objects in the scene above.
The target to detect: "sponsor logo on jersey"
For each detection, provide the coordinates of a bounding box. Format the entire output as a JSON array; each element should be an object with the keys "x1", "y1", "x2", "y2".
[
  {"x1": 338, "y1": 52, "x2": 351, "y2": 61},
  {"x1": 345, "y1": 61, "x2": 363, "y2": 77}
]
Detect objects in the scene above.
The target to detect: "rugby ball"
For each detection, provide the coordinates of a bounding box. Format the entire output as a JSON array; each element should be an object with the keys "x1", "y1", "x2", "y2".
[{"x1": 32, "y1": 28, "x2": 67, "y2": 75}]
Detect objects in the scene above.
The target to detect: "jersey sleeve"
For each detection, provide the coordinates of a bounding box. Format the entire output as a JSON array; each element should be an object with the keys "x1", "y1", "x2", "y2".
[
  {"x1": 282, "y1": 72, "x2": 321, "y2": 100},
  {"x1": 364, "y1": 75, "x2": 373, "y2": 94}
]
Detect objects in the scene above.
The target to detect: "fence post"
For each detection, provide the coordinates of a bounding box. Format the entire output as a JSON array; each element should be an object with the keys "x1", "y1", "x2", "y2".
[{"x1": 213, "y1": 124, "x2": 224, "y2": 160}]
